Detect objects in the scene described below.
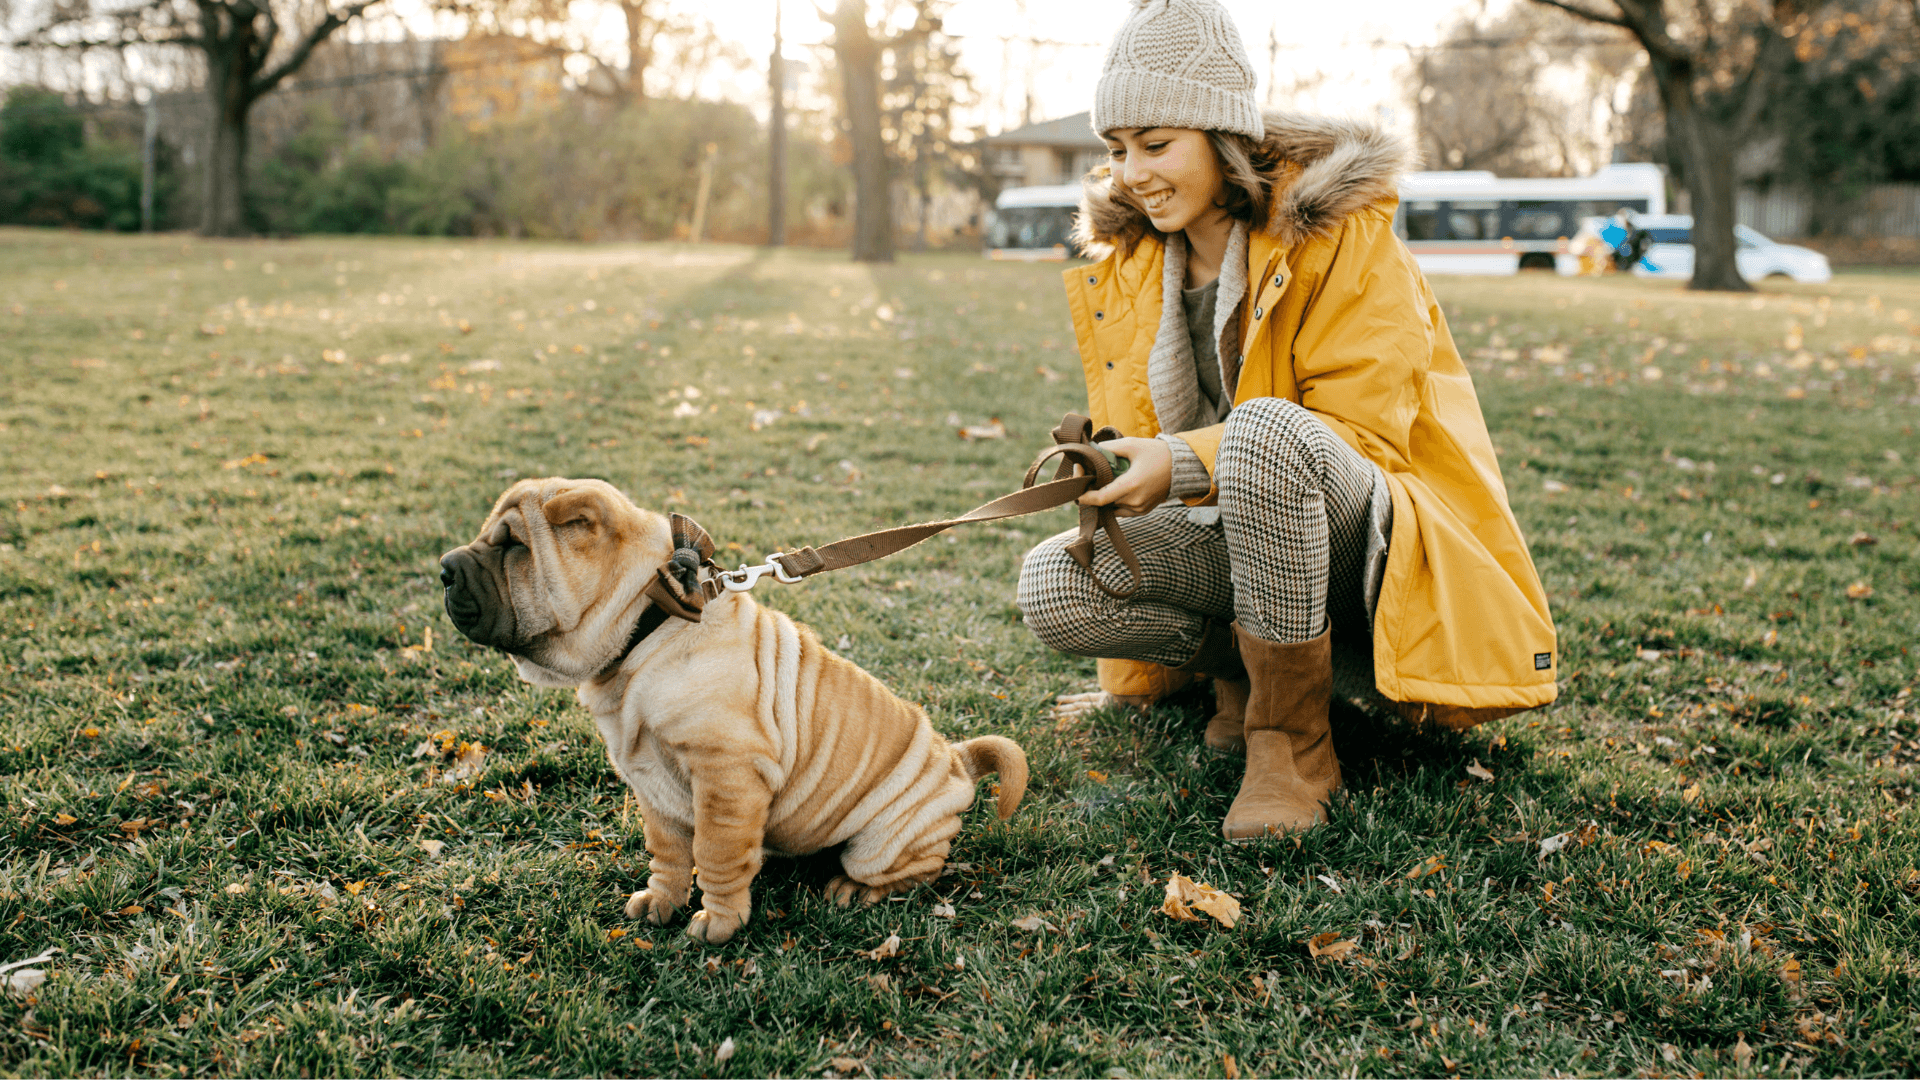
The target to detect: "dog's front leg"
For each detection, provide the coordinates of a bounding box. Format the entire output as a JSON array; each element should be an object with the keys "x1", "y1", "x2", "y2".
[
  {"x1": 686, "y1": 763, "x2": 772, "y2": 945},
  {"x1": 624, "y1": 792, "x2": 692, "y2": 925}
]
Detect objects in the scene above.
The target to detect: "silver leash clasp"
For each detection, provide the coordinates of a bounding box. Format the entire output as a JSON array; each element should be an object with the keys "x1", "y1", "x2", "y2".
[{"x1": 717, "y1": 552, "x2": 805, "y2": 593}]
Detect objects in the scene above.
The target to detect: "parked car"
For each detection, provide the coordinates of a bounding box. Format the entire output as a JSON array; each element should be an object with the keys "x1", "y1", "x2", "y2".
[{"x1": 1570, "y1": 214, "x2": 1832, "y2": 283}]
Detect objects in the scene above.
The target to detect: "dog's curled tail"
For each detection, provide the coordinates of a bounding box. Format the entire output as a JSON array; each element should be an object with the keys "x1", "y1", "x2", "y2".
[{"x1": 954, "y1": 735, "x2": 1028, "y2": 820}]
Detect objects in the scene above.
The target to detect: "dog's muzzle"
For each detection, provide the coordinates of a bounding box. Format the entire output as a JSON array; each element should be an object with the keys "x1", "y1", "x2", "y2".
[{"x1": 439, "y1": 546, "x2": 517, "y2": 650}]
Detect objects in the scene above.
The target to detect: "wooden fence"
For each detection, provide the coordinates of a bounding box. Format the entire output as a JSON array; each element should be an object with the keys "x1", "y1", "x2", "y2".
[{"x1": 1739, "y1": 184, "x2": 1920, "y2": 239}]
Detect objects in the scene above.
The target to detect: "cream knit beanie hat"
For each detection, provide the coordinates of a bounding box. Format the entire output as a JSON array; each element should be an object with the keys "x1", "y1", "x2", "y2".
[{"x1": 1091, "y1": 0, "x2": 1264, "y2": 140}]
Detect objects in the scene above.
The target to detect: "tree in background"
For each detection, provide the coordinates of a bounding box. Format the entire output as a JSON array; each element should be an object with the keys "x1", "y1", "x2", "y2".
[
  {"x1": 882, "y1": 0, "x2": 972, "y2": 250},
  {"x1": 14, "y1": 0, "x2": 380, "y2": 236},
  {"x1": 1751, "y1": 0, "x2": 1920, "y2": 225},
  {"x1": 1409, "y1": 4, "x2": 1637, "y2": 177},
  {"x1": 1527, "y1": 0, "x2": 1821, "y2": 291},
  {"x1": 825, "y1": 0, "x2": 891, "y2": 262}
]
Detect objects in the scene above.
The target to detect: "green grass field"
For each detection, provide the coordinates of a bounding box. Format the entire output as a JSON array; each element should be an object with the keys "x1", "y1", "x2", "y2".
[{"x1": 2, "y1": 226, "x2": 1917, "y2": 1078}]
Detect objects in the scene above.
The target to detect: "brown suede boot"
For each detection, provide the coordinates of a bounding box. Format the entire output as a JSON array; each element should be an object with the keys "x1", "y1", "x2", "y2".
[
  {"x1": 1221, "y1": 626, "x2": 1340, "y2": 841},
  {"x1": 1203, "y1": 678, "x2": 1249, "y2": 756},
  {"x1": 1173, "y1": 621, "x2": 1249, "y2": 756}
]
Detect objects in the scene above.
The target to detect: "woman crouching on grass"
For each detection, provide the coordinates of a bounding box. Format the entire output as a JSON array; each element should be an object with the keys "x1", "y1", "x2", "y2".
[{"x1": 1016, "y1": 0, "x2": 1559, "y2": 841}]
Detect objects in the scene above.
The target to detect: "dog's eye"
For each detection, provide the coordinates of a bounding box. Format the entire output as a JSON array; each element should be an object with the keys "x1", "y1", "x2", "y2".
[{"x1": 488, "y1": 522, "x2": 520, "y2": 549}]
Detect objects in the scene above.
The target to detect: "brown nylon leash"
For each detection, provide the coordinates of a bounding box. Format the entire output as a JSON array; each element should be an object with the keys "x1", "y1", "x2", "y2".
[{"x1": 722, "y1": 413, "x2": 1145, "y2": 600}]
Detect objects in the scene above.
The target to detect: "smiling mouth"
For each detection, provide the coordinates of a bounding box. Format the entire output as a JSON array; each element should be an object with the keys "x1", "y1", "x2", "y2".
[{"x1": 1141, "y1": 190, "x2": 1174, "y2": 212}]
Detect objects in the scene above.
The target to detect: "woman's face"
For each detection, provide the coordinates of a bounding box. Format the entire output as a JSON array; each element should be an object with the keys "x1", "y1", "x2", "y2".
[{"x1": 1103, "y1": 127, "x2": 1227, "y2": 235}]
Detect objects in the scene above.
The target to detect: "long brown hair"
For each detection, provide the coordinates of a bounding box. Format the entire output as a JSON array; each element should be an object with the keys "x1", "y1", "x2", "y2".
[{"x1": 1073, "y1": 130, "x2": 1290, "y2": 257}]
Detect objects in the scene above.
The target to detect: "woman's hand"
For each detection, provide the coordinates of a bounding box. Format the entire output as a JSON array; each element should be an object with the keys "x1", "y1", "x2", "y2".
[{"x1": 1076, "y1": 436, "x2": 1171, "y2": 516}]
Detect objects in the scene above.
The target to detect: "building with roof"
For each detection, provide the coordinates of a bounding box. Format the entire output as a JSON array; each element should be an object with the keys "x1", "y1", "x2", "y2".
[{"x1": 982, "y1": 111, "x2": 1107, "y2": 191}]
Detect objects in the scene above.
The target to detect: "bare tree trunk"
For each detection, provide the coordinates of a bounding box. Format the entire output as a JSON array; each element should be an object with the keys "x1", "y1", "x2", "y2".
[
  {"x1": 829, "y1": 0, "x2": 892, "y2": 262},
  {"x1": 202, "y1": 43, "x2": 254, "y2": 236},
  {"x1": 1645, "y1": 52, "x2": 1750, "y2": 292},
  {"x1": 767, "y1": 0, "x2": 786, "y2": 246},
  {"x1": 621, "y1": 0, "x2": 652, "y2": 103}
]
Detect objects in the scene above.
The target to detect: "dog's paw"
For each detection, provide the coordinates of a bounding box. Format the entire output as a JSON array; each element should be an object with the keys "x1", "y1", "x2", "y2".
[
  {"x1": 625, "y1": 888, "x2": 681, "y2": 924},
  {"x1": 825, "y1": 874, "x2": 898, "y2": 907},
  {"x1": 686, "y1": 909, "x2": 741, "y2": 944}
]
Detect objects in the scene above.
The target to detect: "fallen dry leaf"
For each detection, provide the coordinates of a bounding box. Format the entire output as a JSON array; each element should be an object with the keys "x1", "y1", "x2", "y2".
[
  {"x1": 931, "y1": 902, "x2": 956, "y2": 918},
  {"x1": 1733, "y1": 1034, "x2": 1753, "y2": 1070},
  {"x1": 714, "y1": 1037, "x2": 735, "y2": 1064},
  {"x1": 859, "y1": 932, "x2": 901, "y2": 961},
  {"x1": 224, "y1": 882, "x2": 249, "y2": 895},
  {"x1": 1161, "y1": 873, "x2": 1241, "y2": 928},
  {"x1": 445, "y1": 742, "x2": 488, "y2": 782},
  {"x1": 957, "y1": 419, "x2": 1007, "y2": 441},
  {"x1": 1010, "y1": 913, "x2": 1056, "y2": 933},
  {"x1": 1306, "y1": 931, "x2": 1359, "y2": 961},
  {"x1": 419, "y1": 838, "x2": 446, "y2": 858},
  {"x1": 1465, "y1": 760, "x2": 1495, "y2": 783},
  {"x1": 52, "y1": 813, "x2": 77, "y2": 826},
  {"x1": 1405, "y1": 855, "x2": 1446, "y2": 880},
  {"x1": 5, "y1": 968, "x2": 47, "y2": 998},
  {"x1": 1845, "y1": 581, "x2": 1874, "y2": 600},
  {"x1": 831, "y1": 1057, "x2": 862, "y2": 1072}
]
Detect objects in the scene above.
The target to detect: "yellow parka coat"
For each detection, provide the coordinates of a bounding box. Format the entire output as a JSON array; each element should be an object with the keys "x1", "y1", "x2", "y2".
[{"x1": 1063, "y1": 113, "x2": 1557, "y2": 729}]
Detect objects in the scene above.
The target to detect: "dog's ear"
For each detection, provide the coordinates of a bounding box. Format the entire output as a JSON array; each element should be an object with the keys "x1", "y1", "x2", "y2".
[{"x1": 543, "y1": 487, "x2": 609, "y2": 530}]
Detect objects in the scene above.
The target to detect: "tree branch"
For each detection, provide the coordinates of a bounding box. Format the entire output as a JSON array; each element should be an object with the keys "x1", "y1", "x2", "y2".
[
  {"x1": 251, "y1": 0, "x2": 376, "y2": 96},
  {"x1": 1531, "y1": 0, "x2": 1633, "y2": 29},
  {"x1": 1534, "y1": 0, "x2": 1692, "y2": 62}
]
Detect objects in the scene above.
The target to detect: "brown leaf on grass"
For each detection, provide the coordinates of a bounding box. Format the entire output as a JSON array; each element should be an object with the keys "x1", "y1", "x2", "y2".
[
  {"x1": 1733, "y1": 1034, "x2": 1753, "y2": 1070},
  {"x1": 1161, "y1": 874, "x2": 1241, "y2": 928},
  {"x1": 1849, "y1": 532, "x2": 1877, "y2": 547},
  {"x1": 1405, "y1": 855, "x2": 1446, "y2": 880},
  {"x1": 1010, "y1": 914, "x2": 1056, "y2": 933},
  {"x1": 830, "y1": 1057, "x2": 862, "y2": 1072},
  {"x1": 1306, "y1": 931, "x2": 1359, "y2": 961},
  {"x1": 1845, "y1": 581, "x2": 1874, "y2": 600},
  {"x1": 957, "y1": 419, "x2": 1007, "y2": 441},
  {"x1": 1223, "y1": 1053, "x2": 1240, "y2": 1079},
  {"x1": 445, "y1": 741, "x2": 488, "y2": 782},
  {"x1": 859, "y1": 933, "x2": 901, "y2": 961},
  {"x1": 419, "y1": 838, "x2": 446, "y2": 858},
  {"x1": 52, "y1": 813, "x2": 77, "y2": 826},
  {"x1": 1465, "y1": 760, "x2": 1495, "y2": 783}
]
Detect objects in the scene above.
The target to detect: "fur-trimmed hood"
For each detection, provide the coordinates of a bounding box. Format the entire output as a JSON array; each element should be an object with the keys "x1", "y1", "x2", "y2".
[{"x1": 1073, "y1": 110, "x2": 1414, "y2": 255}]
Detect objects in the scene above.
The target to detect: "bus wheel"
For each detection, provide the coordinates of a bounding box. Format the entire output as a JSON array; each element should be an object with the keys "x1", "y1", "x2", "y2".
[{"x1": 1518, "y1": 253, "x2": 1557, "y2": 272}]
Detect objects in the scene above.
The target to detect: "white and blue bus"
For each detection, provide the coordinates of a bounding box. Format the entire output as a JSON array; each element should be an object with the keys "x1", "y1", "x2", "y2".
[{"x1": 1394, "y1": 163, "x2": 1667, "y2": 275}]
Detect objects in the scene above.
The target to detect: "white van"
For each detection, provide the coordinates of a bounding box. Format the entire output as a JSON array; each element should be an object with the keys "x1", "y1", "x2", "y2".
[{"x1": 984, "y1": 185, "x2": 1081, "y2": 261}]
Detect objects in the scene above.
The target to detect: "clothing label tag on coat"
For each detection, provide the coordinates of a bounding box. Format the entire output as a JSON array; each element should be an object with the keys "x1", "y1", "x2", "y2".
[{"x1": 1534, "y1": 652, "x2": 1553, "y2": 670}]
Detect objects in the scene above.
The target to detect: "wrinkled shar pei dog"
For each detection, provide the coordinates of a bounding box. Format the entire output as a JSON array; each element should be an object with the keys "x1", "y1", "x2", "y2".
[{"x1": 438, "y1": 478, "x2": 1027, "y2": 944}]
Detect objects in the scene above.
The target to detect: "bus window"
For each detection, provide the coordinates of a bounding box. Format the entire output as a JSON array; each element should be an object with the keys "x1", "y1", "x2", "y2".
[
  {"x1": 1403, "y1": 200, "x2": 1443, "y2": 241},
  {"x1": 1572, "y1": 199, "x2": 1650, "y2": 220},
  {"x1": 1508, "y1": 200, "x2": 1568, "y2": 238},
  {"x1": 1447, "y1": 201, "x2": 1500, "y2": 240}
]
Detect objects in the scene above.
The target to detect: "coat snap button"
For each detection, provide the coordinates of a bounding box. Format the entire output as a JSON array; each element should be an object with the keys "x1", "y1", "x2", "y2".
[
  {"x1": 1253, "y1": 306, "x2": 1264, "y2": 319},
  {"x1": 1087, "y1": 275, "x2": 1098, "y2": 285},
  {"x1": 1105, "y1": 361, "x2": 1114, "y2": 369},
  {"x1": 1094, "y1": 311, "x2": 1104, "y2": 320},
  {"x1": 1273, "y1": 274, "x2": 1284, "y2": 288}
]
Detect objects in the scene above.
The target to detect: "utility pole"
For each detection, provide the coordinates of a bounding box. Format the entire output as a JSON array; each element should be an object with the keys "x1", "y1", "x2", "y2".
[
  {"x1": 140, "y1": 94, "x2": 157, "y2": 233},
  {"x1": 689, "y1": 142, "x2": 718, "y2": 242},
  {"x1": 767, "y1": 0, "x2": 787, "y2": 246}
]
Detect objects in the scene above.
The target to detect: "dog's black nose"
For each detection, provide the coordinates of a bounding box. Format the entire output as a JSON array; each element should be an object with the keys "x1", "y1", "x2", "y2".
[{"x1": 439, "y1": 560, "x2": 456, "y2": 588}]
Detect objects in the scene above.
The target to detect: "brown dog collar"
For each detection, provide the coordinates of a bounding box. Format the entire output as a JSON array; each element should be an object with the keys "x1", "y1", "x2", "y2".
[{"x1": 598, "y1": 513, "x2": 722, "y2": 677}]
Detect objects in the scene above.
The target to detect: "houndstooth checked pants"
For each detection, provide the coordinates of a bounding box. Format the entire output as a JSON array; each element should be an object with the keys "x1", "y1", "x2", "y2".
[{"x1": 1017, "y1": 397, "x2": 1389, "y2": 666}]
